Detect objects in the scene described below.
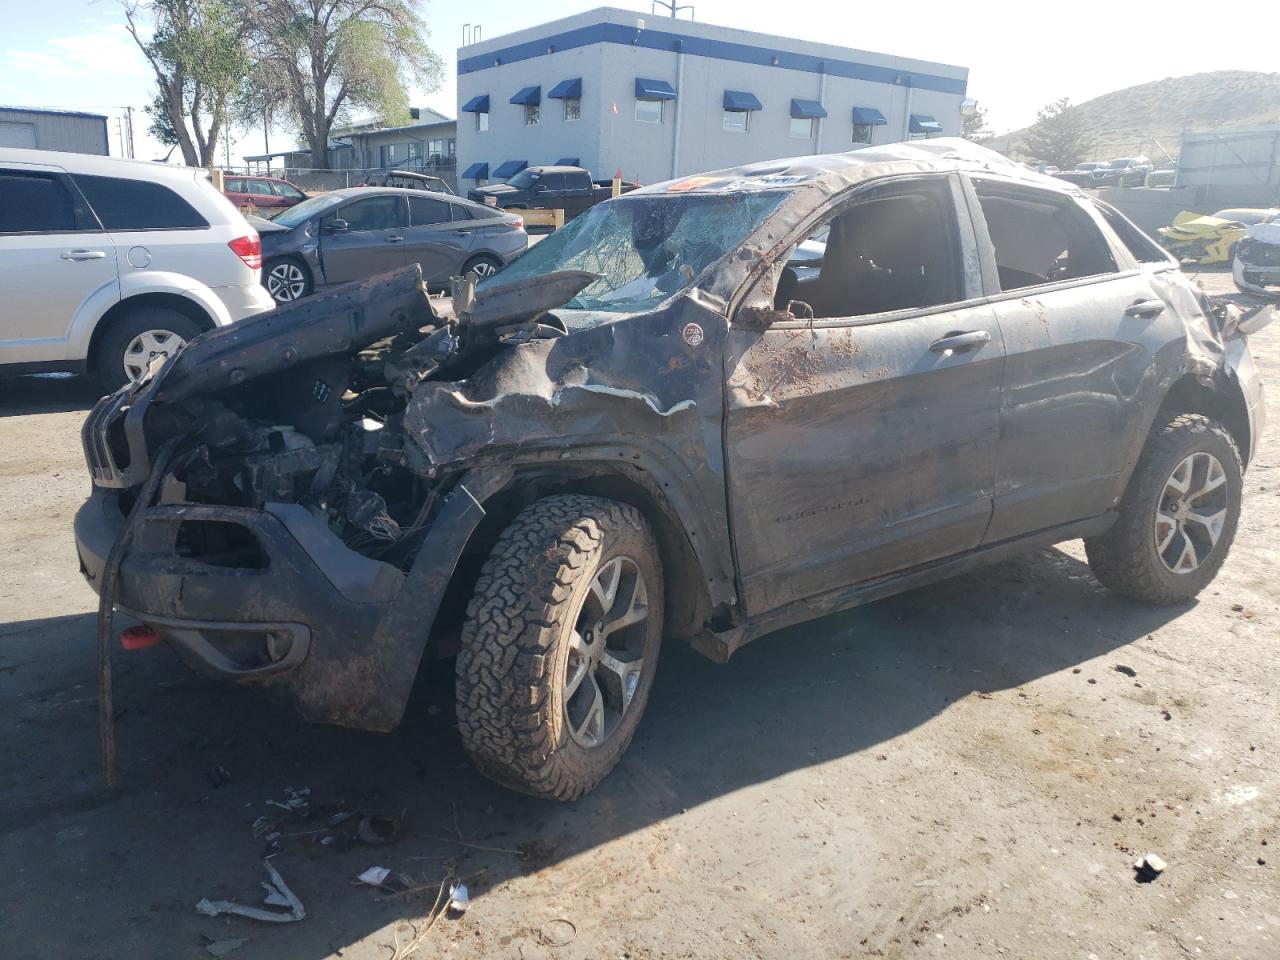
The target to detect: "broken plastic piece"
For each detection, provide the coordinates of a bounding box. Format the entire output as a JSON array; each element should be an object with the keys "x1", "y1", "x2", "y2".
[
  {"x1": 448, "y1": 882, "x2": 469, "y2": 914},
  {"x1": 203, "y1": 938, "x2": 247, "y2": 957},
  {"x1": 357, "y1": 865, "x2": 391, "y2": 886},
  {"x1": 195, "y1": 860, "x2": 306, "y2": 923},
  {"x1": 120, "y1": 624, "x2": 161, "y2": 650}
]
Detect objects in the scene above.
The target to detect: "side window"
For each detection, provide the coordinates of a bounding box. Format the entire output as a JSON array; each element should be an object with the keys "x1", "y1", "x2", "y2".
[
  {"x1": 542, "y1": 173, "x2": 566, "y2": 190},
  {"x1": 277, "y1": 183, "x2": 305, "y2": 199},
  {"x1": 973, "y1": 182, "x2": 1117, "y2": 291},
  {"x1": 73, "y1": 174, "x2": 208, "y2": 230},
  {"x1": 0, "y1": 170, "x2": 81, "y2": 234},
  {"x1": 800, "y1": 179, "x2": 964, "y2": 319},
  {"x1": 224, "y1": 178, "x2": 244, "y2": 193},
  {"x1": 409, "y1": 196, "x2": 452, "y2": 226},
  {"x1": 334, "y1": 196, "x2": 403, "y2": 231},
  {"x1": 248, "y1": 180, "x2": 274, "y2": 197},
  {"x1": 1093, "y1": 200, "x2": 1171, "y2": 264},
  {"x1": 449, "y1": 204, "x2": 474, "y2": 221}
]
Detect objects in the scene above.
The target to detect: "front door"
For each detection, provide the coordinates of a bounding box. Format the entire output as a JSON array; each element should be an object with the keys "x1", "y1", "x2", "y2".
[
  {"x1": 319, "y1": 195, "x2": 407, "y2": 284},
  {"x1": 965, "y1": 177, "x2": 1177, "y2": 541},
  {"x1": 403, "y1": 196, "x2": 472, "y2": 283},
  {"x1": 723, "y1": 175, "x2": 1005, "y2": 616},
  {"x1": 0, "y1": 165, "x2": 118, "y2": 365}
]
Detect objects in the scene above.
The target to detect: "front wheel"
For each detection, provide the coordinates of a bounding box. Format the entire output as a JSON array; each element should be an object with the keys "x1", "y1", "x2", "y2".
[
  {"x1": 456, "y1": 495, "x2": 663, "y2": 800},
  {"x1": 1086, "y1": 414, "x2": 1242, "y2": 604},
  {"x1": 95, "y1": 307, "x2": 202, "y2": 392}
]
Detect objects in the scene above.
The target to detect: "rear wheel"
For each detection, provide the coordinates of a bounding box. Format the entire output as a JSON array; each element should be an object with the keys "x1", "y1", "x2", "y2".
[
  {"x1": 1085, "y1": 414, "x2": 1242, "y2": 604},
  {"x1": 263, "y1": 257, "x2": 312, "y2": 304},
  {"x1": 461, "y1": 254, "x2": 502, "y2": 281},
  {"x1": 95, "y1": 307, "x2": 202, "y2": 392},
  {"x1": 456, "y1": 495, "x2": 663, "y2": 800}
]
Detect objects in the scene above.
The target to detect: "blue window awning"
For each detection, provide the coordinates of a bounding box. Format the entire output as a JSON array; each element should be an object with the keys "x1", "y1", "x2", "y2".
[
  {"x1": 555, "y1": 157, "x2": 580, "y2": 167},
  {"x1": 547, "y1": 78, "x2": 582, "y2": 99},
  {"x1": 722, "y1": 90, "x2": 762, "y2": 112},
  {"x1": 852, "y1": 107, "x2": 888, "y2": 126},
  {"x1": 790, "y1": 99, "x2": 827, "y2": 120},
  {"x1": 493, "y1": 160, "x2": 528, "y2": 178},
  {"x1": 635, "y1": 78, "x2": 677, "y2": 101},
  {"x1": 462, "y1": 162, "x2": 489, "y2": 179},
  {"x1": 510, "y1": 86, "x2": 541, "y2": 106},
  {"x1": 910, "y1": 114, "x2": 943, "y2": 133},
  {"x1": 461, "y1": 94, "x2": 489, "y2": 113}
]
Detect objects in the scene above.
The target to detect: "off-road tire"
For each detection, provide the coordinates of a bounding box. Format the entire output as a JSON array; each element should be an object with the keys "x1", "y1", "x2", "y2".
[
  {"x1": 1085, "y1": 414, "x2": 1242, "y2": 604},
  {"x1": 456, "y1": 495, "x2": 663, "y2": 800},
  {"x1": 95, "y1": 307, "x2": 202, "y2": 393}
]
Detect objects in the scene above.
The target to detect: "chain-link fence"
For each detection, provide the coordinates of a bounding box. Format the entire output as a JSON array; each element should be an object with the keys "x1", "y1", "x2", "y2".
[{"x1": 221, "y1": 161, "x2": 458, "y2": 195}]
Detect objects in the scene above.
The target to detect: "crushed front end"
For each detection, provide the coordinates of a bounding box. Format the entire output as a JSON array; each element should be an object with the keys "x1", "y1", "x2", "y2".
[{"x1": 74, "y1": 266, "x2": 587, "y2": 730}]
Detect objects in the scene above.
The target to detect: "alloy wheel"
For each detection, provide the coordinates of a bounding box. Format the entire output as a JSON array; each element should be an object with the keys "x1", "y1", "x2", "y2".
[
  {"x1": 1154, "y1": 451, "x2": 1229, "y2": 574},
  {"x1": 469, "y1": 260, "x2": 498, "y2": 280},
  {"x1": 267, "y1": 262, "x2": 307, "y2": 302},
  {"x1": 564, "y1": 556, "x2": 651, "y2": 748},
  {"x1": 122, "y1": 328, "x2": 186, "y2": 382}
]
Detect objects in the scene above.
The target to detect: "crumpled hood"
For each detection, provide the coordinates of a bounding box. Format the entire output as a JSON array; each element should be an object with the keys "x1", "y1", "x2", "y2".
[
  {"x1": 1160, "y1": 212, "x2": 1241, "y2": 239},
  {"x1": 1245, "y1": 221, "x2": 1280, "y2": 245}
]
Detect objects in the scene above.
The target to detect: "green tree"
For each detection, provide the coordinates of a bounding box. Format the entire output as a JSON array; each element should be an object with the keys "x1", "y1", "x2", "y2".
[
  {"x1": 124, "y1": 0, "x2": 250, "y2": 167},
  {"x1": 961, "y1": 104, "x2": 989, "y2": 141},
  {"x1": 1020, "y1": 97, "x2": 1094, "y2": 168},
  {"x1": 243, "y1": 0, "x2": 444, "y2": 169}
]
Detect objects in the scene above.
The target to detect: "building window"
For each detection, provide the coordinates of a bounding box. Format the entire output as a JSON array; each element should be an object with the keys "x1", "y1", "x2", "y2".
[
  {"x1": 635, "y1": 99, "x2": 663, "y2": 124},
  {"x1": 852, "y1": 123, "x2": 873, "y2": 145},
  {"x1": 563, "y1": 96, "x2": 581, "y2": 121},
  {"x1": 476, "y1": 111, "x2": 489, "y2": 132},
  {"x1": 524, "y1": 103, "x2": 539, "y2": 126},
  {"x1": 789, "y1": 116, "x2": 815, "y2": 140},
  {"x1": 723, "y1": 110, "x2": 749, "y2": 133}
]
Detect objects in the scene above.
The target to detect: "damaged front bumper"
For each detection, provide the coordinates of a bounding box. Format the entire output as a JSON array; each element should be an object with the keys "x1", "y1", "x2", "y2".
[{"x1": 75, "y1": 472, "x2": 502, "y2": 731}]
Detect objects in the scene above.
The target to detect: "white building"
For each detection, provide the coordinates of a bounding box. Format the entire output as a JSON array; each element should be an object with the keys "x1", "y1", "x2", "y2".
[{"x1": 455, "y1": 7, "x2": 968, "y2": 187}]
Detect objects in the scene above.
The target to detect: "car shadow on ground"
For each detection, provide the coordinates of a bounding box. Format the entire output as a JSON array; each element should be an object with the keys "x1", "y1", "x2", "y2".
[
  {"x1": 0, "y1": 373, "x2": 103, "y2": 417},
  {"x1": 0, "y1": 546, "x2": 1190, "y2": 959}
]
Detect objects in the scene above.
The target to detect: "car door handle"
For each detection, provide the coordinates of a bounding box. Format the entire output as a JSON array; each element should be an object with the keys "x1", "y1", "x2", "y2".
[
  {"x1": 1125, "y1": 299, "x2": 1165, "y2": 320},
  {"x1": 386, "y1": 235, "x2": 404, "y2": 243},
  {"x1": 62, "y1": 249, "x2": 107, "y2": 261},
  {"x1": 929, "y1": 330, "x2": 991, "y2": 355}
]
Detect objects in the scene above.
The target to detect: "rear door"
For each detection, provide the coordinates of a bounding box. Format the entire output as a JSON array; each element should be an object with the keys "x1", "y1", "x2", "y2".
[
  {"x1": 559, "y1": 170, "x2": 594, "y2": 217},
  {"x1": 0, "y1": 164, "x2": 118, "y2": 365},
  {"x1": 964, "y1": 176, "x2": 1178, "y2": 541},
  {"x1": 402, "y1": 195, "x2": 471, "y2": 282},
  {"x1": 723, "y1": 174, "x2": 1004, "y2": 615},
  {"x1": 319, "y1": 194, "x2": 407, "y2": 284}
]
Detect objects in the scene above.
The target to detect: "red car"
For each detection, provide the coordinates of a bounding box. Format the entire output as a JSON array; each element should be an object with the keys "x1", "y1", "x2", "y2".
[{"x1": 222, "y1": 175, "x2": 308, "y2": 214}]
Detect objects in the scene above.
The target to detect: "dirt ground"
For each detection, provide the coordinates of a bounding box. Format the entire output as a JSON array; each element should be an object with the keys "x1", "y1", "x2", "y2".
[{"x1": 1, "y1": 269, "x2": 1277, "y2": 960}]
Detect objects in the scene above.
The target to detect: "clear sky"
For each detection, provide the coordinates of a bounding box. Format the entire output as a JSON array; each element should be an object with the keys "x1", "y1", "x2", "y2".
[{"x1": 1, "y1": 0, "x2": 1274, "y2": 164}]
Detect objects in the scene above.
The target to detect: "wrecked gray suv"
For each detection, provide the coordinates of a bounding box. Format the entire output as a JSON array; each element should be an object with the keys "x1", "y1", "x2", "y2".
[{"x1": 75, "y1": 140, "x2": 1267, "y2": 800}]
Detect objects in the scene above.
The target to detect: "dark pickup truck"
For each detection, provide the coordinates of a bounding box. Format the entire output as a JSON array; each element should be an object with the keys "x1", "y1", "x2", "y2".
[{"x1": 467, "y1": 165, "x2": 637, "y2": 219}]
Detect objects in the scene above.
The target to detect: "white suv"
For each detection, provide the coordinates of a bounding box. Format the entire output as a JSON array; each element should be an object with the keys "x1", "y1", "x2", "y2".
[{"x1": 0, "y1": 148, "x2": 274, "y2": 390}]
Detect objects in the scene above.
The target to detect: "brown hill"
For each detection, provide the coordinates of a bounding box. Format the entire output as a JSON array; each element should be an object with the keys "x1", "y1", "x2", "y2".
[{"x1": 988, "y1": 70, "x2": 1280, "y2": 162}]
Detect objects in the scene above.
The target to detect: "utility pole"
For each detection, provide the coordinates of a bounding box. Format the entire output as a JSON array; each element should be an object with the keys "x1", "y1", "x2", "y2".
[
  {"x1": 124, "y1": 106, "x2": 135, "y2": 159},
  {"x1": 224, "y1": 125, "x2": 231, "y2": 168},
  {"x1": 651, "y1": 0, "x2": 693, "y2": 17}
]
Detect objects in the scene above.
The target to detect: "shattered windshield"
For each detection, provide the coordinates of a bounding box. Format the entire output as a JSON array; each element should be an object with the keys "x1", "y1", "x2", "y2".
[{"x1": 484, "y1": 191, "x2": 789, "y2": 312}]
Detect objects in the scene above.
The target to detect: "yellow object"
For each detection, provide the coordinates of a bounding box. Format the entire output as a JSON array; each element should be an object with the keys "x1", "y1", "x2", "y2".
[{"x1": 1157, "y1": 209, "x2": 1271, "y2": 265}]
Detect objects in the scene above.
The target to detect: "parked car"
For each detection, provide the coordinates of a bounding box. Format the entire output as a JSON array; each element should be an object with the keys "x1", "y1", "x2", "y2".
[
  {"x1": 360, "y1": 170, "x2": 454, "y2": 194},
  {"x1": 467, "y1": 165, "x2": 638, "y2": 220},
  {"x1": 0, "y1": 147, "x2": 272, "y2": 390},
  {"x1": 1053, "y1": 161, "x2": 1110, "y2": 187},
  {"x1": 1234, "y1": 219, "x2": 1280, "y2": 297},
  {"x1": 1091, "y1": 157, "x2": 1153, "y2": 188},
  {"x1": 251, "y1": 187, "x2": 528, "y2": 303},
  {"x1": 75, "y1": 139, "x2": 1267, "y2": 801},
  {"x1": 222, "y1": 175, "x2": 308, "y2": 215},
  {"x1": 1158, "y1": 208, "x2": 1280, "y2": 265},
  {"x1": 1145, "y1": 168, "x2": 1178, "y2": 189}
]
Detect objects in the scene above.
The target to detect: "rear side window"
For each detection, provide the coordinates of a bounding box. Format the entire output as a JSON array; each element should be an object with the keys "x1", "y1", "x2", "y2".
[
  {"x1": 973, "y1": 181, "x2": 1116, "y2": 291},
  {"x1": 409, "y1": 196, "x2": 452, "y2": 225},
  {"x1": 73, "y1": 174, "x2": 209, "y2": 230},
  {"x1": 248, "y1": 180, "x2": 274, "y2": 197},
  {"x1": 0, "y1": 170, "x2": 81, "y2": 233},
  {"x1": 1093, "y1": 201, "x2": 1171, "y2": 264},
  {"x1": 224, "y1": 178, "x2": 244, "y2": 192},
  {"x1": 566, "y1": 171, "x2": 591, "y2": 190}
]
